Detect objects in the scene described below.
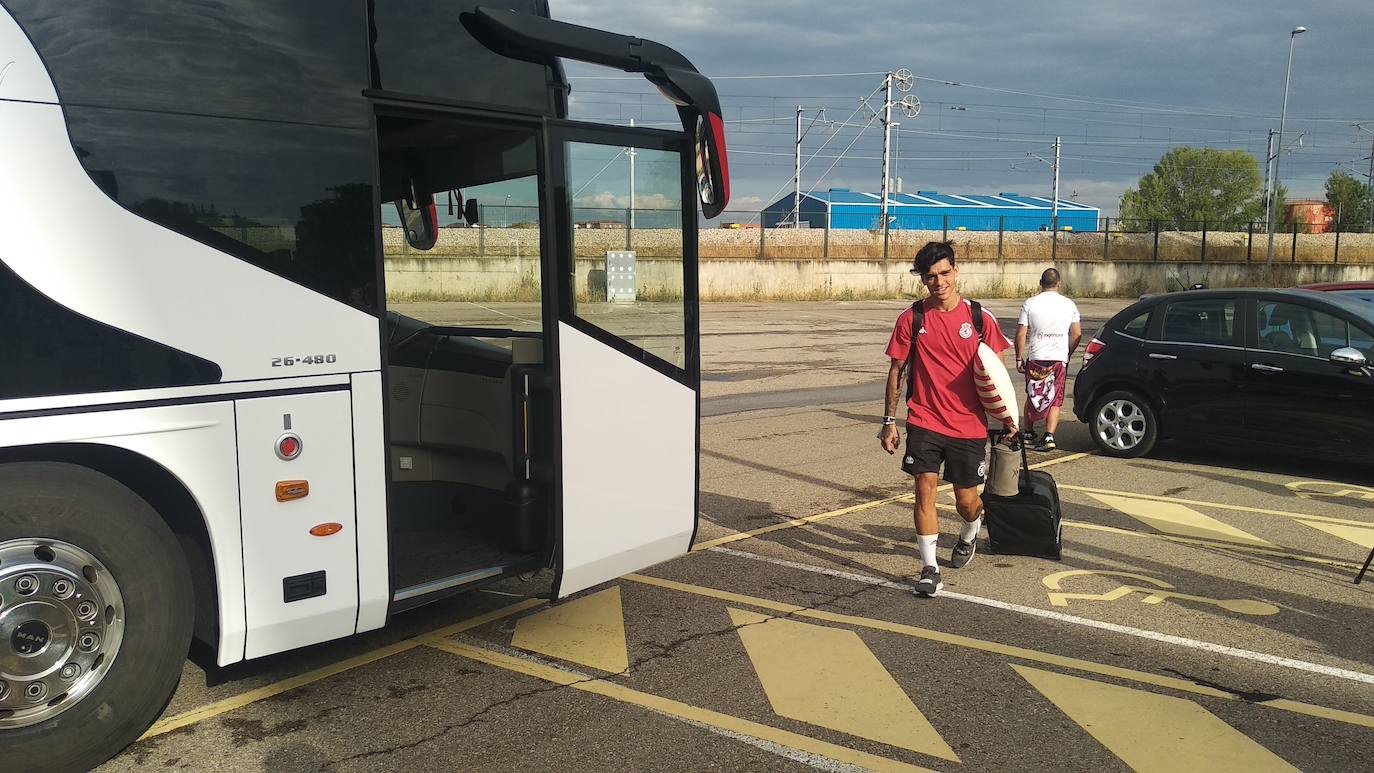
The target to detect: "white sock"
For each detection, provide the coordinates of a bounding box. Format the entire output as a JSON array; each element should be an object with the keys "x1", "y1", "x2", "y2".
[
  {"x1": 961, "y1": 515, "x2": 983, "y2": 544},
  {"x1": 917, "y1": 534, "x2": 938, "y2": 568}
]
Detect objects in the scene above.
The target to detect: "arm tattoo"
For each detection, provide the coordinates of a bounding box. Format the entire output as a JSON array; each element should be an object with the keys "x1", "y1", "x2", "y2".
[{"x1": 884, "y1": 362, "x2": 904, "y2": 418}]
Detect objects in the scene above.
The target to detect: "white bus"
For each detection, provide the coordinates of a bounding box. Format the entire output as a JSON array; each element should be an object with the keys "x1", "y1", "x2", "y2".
[{"x1": 0, "y1": 2, "x2": 728, "y2": 767}]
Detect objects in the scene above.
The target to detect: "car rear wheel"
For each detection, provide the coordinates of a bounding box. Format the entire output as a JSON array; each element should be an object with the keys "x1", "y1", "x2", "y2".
[
  {"x1": 0, "y1": 463, "x2": 193, "y2": 772},
  {"x1": 1089, "y1": 390, "x2": 1158, "y2": 458}
]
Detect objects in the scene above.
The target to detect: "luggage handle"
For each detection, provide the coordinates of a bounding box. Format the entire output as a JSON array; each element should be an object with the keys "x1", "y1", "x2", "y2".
[{"x1": 1017, "y1": 433, "x2": 1033, "y2": 495}]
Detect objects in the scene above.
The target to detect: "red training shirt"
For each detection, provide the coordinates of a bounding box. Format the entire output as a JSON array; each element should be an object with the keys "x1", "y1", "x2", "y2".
[{"x1": 884, "y1": 298, "x2": 1012, "y2": 440}]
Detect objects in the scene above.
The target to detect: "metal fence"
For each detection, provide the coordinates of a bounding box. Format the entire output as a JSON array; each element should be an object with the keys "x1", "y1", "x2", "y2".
[{"x1": 705, "y1": 211, "x2": 1374, "y2": 264}]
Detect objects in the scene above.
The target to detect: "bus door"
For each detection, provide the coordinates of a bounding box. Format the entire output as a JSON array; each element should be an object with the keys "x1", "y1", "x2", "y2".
[{"x1": 546, "y1": 123, "x2": 700, "y2": 597}]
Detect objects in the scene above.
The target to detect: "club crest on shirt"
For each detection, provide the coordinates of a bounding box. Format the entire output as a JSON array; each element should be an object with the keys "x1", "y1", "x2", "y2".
[{"x1": 959, "y1": 322, "x2": 974, "y2": 339}]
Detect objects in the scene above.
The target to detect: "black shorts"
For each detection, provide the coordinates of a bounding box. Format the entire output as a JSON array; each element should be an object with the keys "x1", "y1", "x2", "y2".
[{"x1": 902, "y1": 425, "x2": 988, "y2": 487}]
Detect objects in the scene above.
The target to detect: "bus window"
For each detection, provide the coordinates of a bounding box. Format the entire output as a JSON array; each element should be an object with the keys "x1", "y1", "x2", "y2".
[
  {"x1": 567, "y1": 141, "x2": 685, "y2": 370},
  {"x1": 379, "y1": 115, "x2": 543, "y2": 333}
]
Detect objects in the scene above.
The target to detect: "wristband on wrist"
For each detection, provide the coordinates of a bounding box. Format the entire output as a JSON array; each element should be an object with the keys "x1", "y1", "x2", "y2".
[{"x1": 882, "y1": 416, "x2": 897, "y2": 425}]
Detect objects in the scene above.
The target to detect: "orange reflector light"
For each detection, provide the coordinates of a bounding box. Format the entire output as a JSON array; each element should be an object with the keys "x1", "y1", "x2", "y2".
[
  {"x1": 275, "y1": 480, "x2": 309, "y2": 502},
  {"x1": 310, "y1": 523, "x2": 343, "y2": 537}
]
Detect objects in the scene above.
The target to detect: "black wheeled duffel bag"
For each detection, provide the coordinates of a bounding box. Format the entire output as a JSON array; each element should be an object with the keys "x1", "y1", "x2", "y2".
[{"x1": 983, "y1": 438, "x2": 1062, "y2": 560}]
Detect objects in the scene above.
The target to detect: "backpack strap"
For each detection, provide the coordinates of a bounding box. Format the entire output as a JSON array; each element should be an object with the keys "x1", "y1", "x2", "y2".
[
  {"x1": 906, "y1": 299, "x2": 985, "y2": 400},
  {"x1": 905, "y1": 301, "x2": 923, "y2": 400}
]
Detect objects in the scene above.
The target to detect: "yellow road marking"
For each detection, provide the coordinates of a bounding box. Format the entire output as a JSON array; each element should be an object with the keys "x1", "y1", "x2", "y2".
[
  {"x1": 1014, "y1": 665, "x2": 1299, "y2": 772},
  {"x1": 425, "y1": 638, "x2": 936, "y2": 773},
  {"x1": 728, "y1": 608, "x2": 959, "y2": 761},
  {"x1": 694, "y1": 452, "x2": 1087, "y2": 551},
  {"x1": 624, "y1": 573, "x2": 1374, "y2": 730},
  {"x1": 139, "y1": 598, "x2": 545, "y2": 740},
  {"x1": 1062, "y1": 484, "x2": 1374, "y2": 529},
  {"x1": 693, "y1": 494, "x2": 913, "y2": 551},
  {"x1": 1041, "y1": 571, "x2": 1279, "y2": 616},
  {"x1": 511, "y1": 586, "x2": 629, "y2": 674},
  {"x1": 1022, "y1": 451, "x2": 1090, "y2": 469},
  {"x1": 1297, "y1": 520, "x2": 1374, "y2": 550},
  {"x1": 926, "y1": 502, "x2": 1360, "y2": 569},
  {"x1": 1085, "y1": 492, "x2": 1274, "y2": 546},
  {"x1": 1057, "y1": 519, "x2": 1363, "y2": 570}
]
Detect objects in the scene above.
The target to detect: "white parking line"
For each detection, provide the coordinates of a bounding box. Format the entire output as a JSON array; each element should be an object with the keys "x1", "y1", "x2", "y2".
[{"x1": 709, "y1": 546, "x2": 1374, "y2": 687}]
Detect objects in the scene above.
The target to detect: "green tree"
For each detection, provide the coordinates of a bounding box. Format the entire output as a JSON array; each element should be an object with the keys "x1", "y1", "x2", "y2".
[
  {"x1": 1118, "y1": 147, "x2": 1264, "y2": 230},
  {"x1": 1325, "y1": 170, "x2": 1370, "y2": 228}
]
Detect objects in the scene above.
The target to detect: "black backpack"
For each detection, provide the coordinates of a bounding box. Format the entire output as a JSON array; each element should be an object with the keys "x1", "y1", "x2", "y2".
[{"x1": 905, "y1": 299, "x2": 985, "y2": 399}]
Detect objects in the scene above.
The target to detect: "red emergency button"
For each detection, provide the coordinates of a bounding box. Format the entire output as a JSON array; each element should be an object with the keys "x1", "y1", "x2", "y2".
[{"x1": 276, "y1": 433, "x2": 303, "y2": 461}]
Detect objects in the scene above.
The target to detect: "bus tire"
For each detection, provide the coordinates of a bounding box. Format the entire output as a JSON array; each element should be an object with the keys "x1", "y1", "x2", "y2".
[{"x1": 0, "y1": 462, "x2": 194, "y2": 772}]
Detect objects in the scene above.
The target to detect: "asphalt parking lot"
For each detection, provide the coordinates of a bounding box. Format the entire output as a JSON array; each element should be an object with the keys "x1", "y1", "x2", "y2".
[{"x1": 102, "y1": 300, "x2": 1374, "y2": 772}]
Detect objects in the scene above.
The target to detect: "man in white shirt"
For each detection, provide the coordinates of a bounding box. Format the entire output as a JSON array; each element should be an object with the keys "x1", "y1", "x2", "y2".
[{"x1": 1015, "y1": 268, "x2": 1082, "y2": 451}]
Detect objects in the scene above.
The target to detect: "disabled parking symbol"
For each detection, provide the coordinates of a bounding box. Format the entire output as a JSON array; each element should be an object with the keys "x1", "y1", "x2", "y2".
[
  {"x1": 1286, "y1": 480, "x2": 1374, "y2": 502},
  {"x1": 1041, "y1": 570, "x2": 1279, "y2": 616}
]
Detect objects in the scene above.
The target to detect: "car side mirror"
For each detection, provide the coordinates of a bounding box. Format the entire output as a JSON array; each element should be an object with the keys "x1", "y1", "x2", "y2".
[
  {"x1": 465, "y1": 198, "x2": 480, "y2": 226},
  {"x1": 395, "y1": 181, "x2": 438, "y2": 250},
  {"x1": 1330, "y1": 347, "x2": 1367, "y2": 368}
]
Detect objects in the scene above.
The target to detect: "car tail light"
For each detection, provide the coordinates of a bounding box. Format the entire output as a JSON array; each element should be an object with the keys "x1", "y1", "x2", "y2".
[{"x1": 1082, "y1": 338, "x2": 1106, "y2": 368}]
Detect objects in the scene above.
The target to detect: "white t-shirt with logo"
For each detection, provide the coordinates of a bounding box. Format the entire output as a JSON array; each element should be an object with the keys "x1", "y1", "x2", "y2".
[{"x1": 1018, "y1": 291, "x2": 1081, "y2": 362}]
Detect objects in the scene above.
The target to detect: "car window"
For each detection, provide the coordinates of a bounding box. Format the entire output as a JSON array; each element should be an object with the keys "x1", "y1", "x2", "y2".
[
  {"x1": 1257, "y1": 301, "x2": 1345, "y2": 358},
  {"x1": 1120, "y1": 311, "x2": 1150, "y2": 338},
  {"x1": 1349, "y1": 325, "x2": 1374, "y2": 361},
  {"x1": 1161, "y1": 299, "x2": 1234, "y2": 345}
]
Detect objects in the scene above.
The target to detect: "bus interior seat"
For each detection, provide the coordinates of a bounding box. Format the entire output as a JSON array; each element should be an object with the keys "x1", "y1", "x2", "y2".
[{"x1": 384, "y1": 312, "x2": 542, "y2": 493}]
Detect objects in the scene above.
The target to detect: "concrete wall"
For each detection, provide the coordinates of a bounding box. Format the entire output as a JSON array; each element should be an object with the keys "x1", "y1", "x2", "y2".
[
  {"x1": 692, "y1": 259, "x2": 1374, "y2": 300},
  {"x1": 380, "y1": 226, "x2": 1374, "y2": 301},
  {"x1": 384, "y1": 254, "x2": 1374, "y2": 302}
]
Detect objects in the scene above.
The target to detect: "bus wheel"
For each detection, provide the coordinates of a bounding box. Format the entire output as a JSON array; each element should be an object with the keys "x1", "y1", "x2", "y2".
[{"x1": 0, "y1": 462, "x2": 194, "y2": 772}]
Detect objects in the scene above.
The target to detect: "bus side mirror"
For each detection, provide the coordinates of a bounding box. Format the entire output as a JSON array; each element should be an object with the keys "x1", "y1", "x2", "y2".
[
  {"x1": 396, "y1": 186, "x2": 438, "y2": 250},
  {"x1": 465, "y1": 198, "x2": 480, "y2": 226},
  {"x1": 695, "y1": 113, "x2": 728, "y2": 220}
]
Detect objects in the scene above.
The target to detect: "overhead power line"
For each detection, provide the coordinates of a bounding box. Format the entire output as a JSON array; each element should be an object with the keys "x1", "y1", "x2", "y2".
[
  {"x1": 570, "y1": 72, "x2": 1374, "y2": 124},
  {"x1": 906, "y1": 71, "x2": 1374, "y2": 124},
  {"x1": 571, "y1": 71, "x2": 888, "y2": 80}
]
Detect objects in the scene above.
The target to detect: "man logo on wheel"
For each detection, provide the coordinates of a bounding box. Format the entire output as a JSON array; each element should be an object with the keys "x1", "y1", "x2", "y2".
[{"x1": 12, "y1": 621, "x2": 51, "y2": 655}]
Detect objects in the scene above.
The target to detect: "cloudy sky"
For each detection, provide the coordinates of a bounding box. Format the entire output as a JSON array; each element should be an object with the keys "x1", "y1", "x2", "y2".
[{"x1": 554, "y1": 1, "x2": 1374, "y2": 217}]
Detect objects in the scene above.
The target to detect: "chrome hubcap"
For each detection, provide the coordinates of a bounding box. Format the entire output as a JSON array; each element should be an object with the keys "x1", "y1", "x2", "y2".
[
  {"x1": 0, "y1": 539, "x2": 124, "y2": 728},
  {"x1": 1095, "y1": 399, "x2": 1148, "y2": 451}
]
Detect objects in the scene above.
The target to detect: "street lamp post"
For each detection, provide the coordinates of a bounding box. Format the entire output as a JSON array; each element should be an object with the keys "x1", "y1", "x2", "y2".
[{"x1": 1267, "y1": 25, "x2": 1306, "y2": 264}]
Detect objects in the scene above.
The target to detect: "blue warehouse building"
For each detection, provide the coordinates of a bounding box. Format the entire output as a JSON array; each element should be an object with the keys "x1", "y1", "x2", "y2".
[{"x1": 762, "y1": 189, "x2": 1101, "y2": 232}]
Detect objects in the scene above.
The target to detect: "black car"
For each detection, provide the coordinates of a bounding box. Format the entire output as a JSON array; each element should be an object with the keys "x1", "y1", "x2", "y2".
[{"x1": 1073, "y1": 288, "x2": 1374, "y2": 458}]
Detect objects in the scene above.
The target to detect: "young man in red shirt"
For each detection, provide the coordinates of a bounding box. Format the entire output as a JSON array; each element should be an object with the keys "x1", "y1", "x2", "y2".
[{"x1": 879, "y1": 241, "x2": 1014, "y2": 596}]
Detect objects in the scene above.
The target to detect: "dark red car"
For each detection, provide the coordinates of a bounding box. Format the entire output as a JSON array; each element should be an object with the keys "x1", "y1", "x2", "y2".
[{"x1": 1302, "y1": 282, "x2": 1374, "y2": 303}]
